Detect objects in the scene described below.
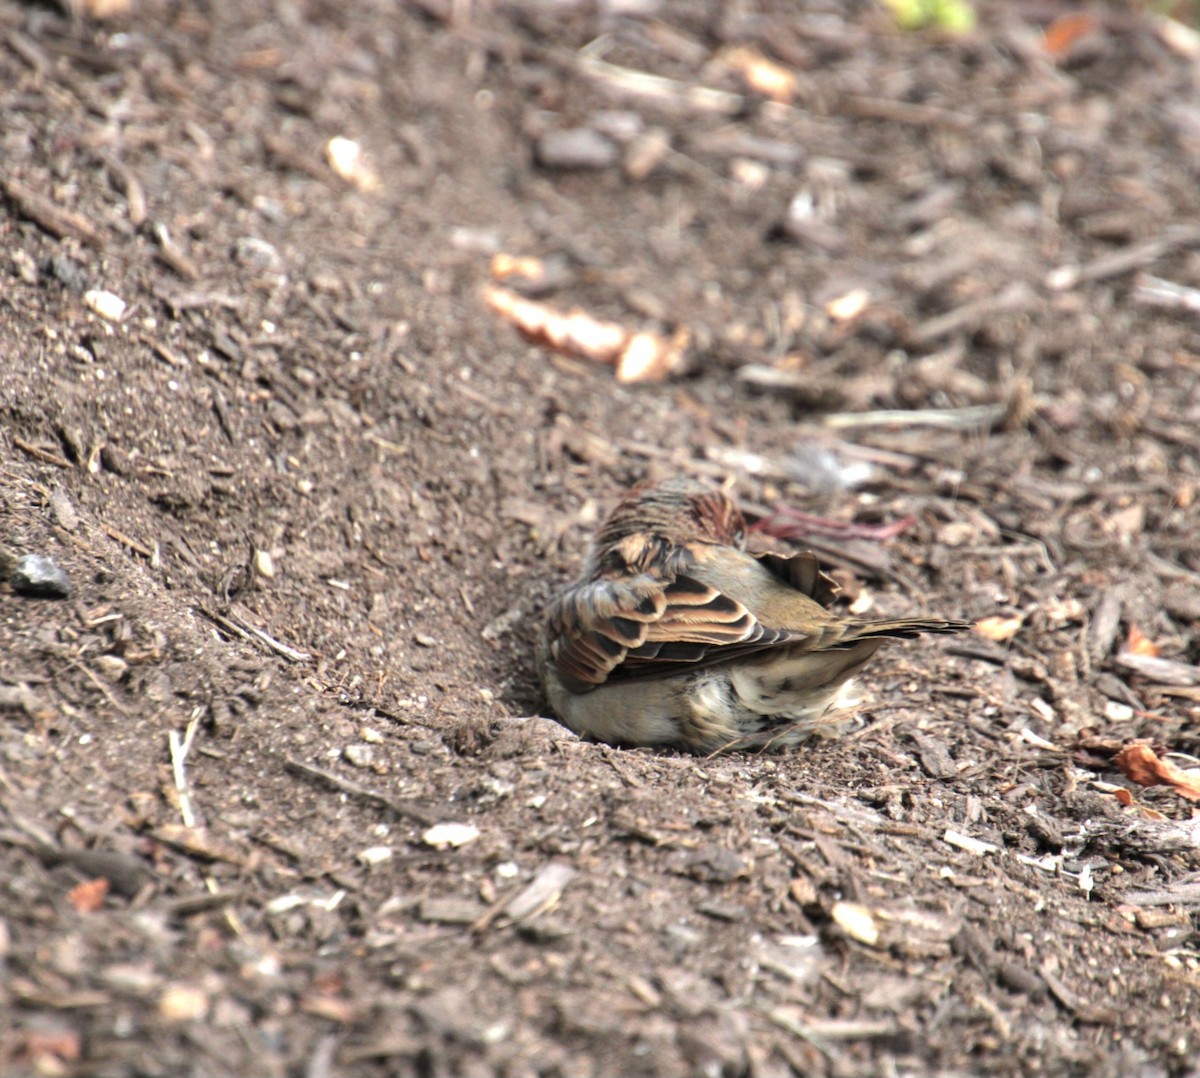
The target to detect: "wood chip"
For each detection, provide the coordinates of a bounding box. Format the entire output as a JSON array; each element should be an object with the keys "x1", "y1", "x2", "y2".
[
  {"x1": 504, "y1": 861, "x2": 577, "y2": 923},
  {"x1": 152, "y1": 824, "x2": 248, "y2": 865},
  {"x1": 2, "y1": 175, "x2": 101, "y2": 245},
  {"x1": 1114, "y1": 652, "x2": 1200, "y2": 686},
  {"x1": 943, "y1": 829, "x2": 1001, "y2": 857},
  {"x1": 906, "y1": 730, "x2": 957, "y2": 779},
  {"x1": 830, "y1": 901, "x2": 880, "y2": 946}
]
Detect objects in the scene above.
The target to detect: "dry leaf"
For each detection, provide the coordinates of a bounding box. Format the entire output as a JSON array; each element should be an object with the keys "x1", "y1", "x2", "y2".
[
  {"x1": 491, "y1": 253, "x2": 545, "y2": 283},
  {"x1": 825, "y1": 288, "x2": 870, "y2": 322},
  {"x1": 1114, "y1": 743, "x2": 1200, "y2": 802},
  {"x1": 1124, "y1": 625, "x2": 1159, "y2": 657},
  {"x1": 1155, "y1": 15, "x2": 1200, "y2": 59},
  {"x1": 1043, "y1": 13, "x2": 1098, "y2": 56},
  {"x1": 67, "y1": 877, "x2": 110, "y2": 913},
  {"x1": 484, "y1": 286, "x2": 687, "y2": 383},
  {"x1": 615, "y1": 328, "x2": 690, "y2": 383},
  {"x1": 1109, "y1": 785, "x2": 1168, "y2": 820},
  {"x1": 974, "y1": 614, "x2": 1023, "y2": 642},
  {"x1": 300, "y1": 994, "x2": 357, "y2": 1023},
  {"x1": 326, "y1": 136, "x2": 379, "y2": 192},
  {"x1": 17, "y1": 1029, "x2": 81, "y2": 1070},
  {"x1": 485, "y1": 286, "x2": 624, "y2": 361},
  {"x1": 720, "y1": 46, "x2": 796, "y2": 104},
  {"x1": 848, "y1": 590, "x2": 875, "y2": 616},
  {"x1": 78, "y1": 0, "x2": 134, "y2": 17}
]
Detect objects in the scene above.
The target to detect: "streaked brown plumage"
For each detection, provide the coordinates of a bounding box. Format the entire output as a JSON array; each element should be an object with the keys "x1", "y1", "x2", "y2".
[{"x1": 540, "y1": 477, "x2": 968, "y2": 754}]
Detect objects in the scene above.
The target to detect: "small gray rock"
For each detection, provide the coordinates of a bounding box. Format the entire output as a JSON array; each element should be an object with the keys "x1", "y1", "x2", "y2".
[
  {"x1": 234, "y1": 236, "x2": 284, "y2": 271},
  {"x1": 11, "y1": 554, "x2": 73, "y2": 599}
]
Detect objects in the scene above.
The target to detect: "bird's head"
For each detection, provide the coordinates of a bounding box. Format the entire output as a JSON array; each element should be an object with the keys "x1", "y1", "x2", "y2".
[{"x1": 594, "y1": 477, "x2": 746, "y2": 559}]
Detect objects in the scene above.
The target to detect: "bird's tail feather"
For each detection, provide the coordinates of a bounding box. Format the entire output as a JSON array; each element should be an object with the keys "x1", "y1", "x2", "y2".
[{"x1": 847, "y1": 617, "x2": 970, "y2": 642}]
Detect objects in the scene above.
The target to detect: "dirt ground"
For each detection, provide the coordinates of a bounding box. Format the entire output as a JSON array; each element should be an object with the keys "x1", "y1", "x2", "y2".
[{"x1": 3, "y1": 1, "x2": 1200, "y2": 1074}]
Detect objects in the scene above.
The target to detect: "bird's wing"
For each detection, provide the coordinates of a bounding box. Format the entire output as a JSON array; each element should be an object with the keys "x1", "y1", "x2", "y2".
[
  {"x1": 545, "y1": 568, "x2": 803, "y2": 692},
  {"x1": 752, "y1": 550, "x2": 841, "y2": 608}
]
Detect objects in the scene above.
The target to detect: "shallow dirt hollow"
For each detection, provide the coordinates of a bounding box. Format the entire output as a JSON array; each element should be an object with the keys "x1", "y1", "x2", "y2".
[{"x1": 2, "y1": 1, "x2": 1200, "y2": 1075}]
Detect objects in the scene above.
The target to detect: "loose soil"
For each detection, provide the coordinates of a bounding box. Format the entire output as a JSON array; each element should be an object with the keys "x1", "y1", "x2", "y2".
[{"x1": 2, "y1": 2, "x2": 1200, "y2": 1075}]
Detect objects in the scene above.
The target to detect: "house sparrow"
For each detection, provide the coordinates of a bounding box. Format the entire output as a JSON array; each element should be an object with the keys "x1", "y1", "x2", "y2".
[{"x1": 540, "y1": 477, "x2": 969, "y2": 755}]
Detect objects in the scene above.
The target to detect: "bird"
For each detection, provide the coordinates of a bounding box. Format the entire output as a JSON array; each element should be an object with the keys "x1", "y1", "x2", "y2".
[{"x1": 540, "y1": 476, "x2": 969, "y2": 755}]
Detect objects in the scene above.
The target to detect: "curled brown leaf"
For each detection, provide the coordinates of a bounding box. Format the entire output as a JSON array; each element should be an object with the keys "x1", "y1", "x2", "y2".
[{"x1": 1114, "y1": 743, "x2": 1200, "y2": 802}]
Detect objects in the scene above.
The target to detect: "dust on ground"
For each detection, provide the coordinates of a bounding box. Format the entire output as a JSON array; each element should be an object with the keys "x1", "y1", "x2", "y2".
[{"x1": 2, "y1": 2, "x2": 1199, "y2": 1075}]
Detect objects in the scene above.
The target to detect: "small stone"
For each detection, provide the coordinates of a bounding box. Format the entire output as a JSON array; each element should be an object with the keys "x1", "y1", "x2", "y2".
[
  {"x1": 830, "y1": 901, "x2": 880, "y2": 947},
  {"x1": 1104, "y1": 700, "x2": 1134, "y2": 722},
  {"x1": 100, "y1": 444, "x2": 131, "y2": 475},
  {"x1": 234, "y1": 237, "x2": 283, "y2": 272},
  {"x1": 590, "y1": 110, "x2": 644, "y2": 142},
  {"x1": 343, "y1": 743, "x2": 374, "y2": 769},
  {"x1": 1164, "y1": 582, "x2": 1200, "y2": 623},
  {"x1": 326, "y1": 136, "x2": 380, "y2": 191},
  {"x1": 254, "y1": 549, "x2": 275, "y2": 579},
  {"x1": 11, "y1": 249, "x2": 38, "y2": 283},
  {"x1": 49, "y1": 486, "x2": 79, "y2": 531},
  {"x1": 83, "y1": 289, "x2": 127, "y2": 322},
  {"x1": 44, "y1": 254, "x2": 88, "y2": 291},
  {"x1": 357, "y1": 845, "x2": 393, "y2": 866},
  {"x1": 624, "y1": 128, "x2": 671, "y2": 180},
  {"x1": 159, "y1": 984, "x2": 209, "y2": 1022},
  {"x1": 421, "y1": 822, "x2": 480, "y2": 849},
  {"x1": 535, "y1": 127, "x2": 618, "y2": 170},
  {"x1": 419, "y1": 897, "x2": 486, "y2": 924},
  {"x1": 94, "y1": 655, "x2": 129, "y2": 682},
  {"x1": 12, "y1": 554, "x2": 73, "y2": 599}
]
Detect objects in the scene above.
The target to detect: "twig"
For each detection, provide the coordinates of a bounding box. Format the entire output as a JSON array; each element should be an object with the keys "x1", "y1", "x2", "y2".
[
  {"x1": 2, "y1": 174, "x2": 101, "y2": 246},
  {"x1": 70, "y1": 661, "x2": 131, "y2": 718},
  {"x1": 283, "y1": 758, "x2": 440, "y2": 827},
  {"x1": 1046, "y1": 224, "x2": 1200, "y2": 291},
  {"x1": 770, "y1": 1011, "x2": 898, "y2": 1042},
  {"x1": 839, "y1": 94, "x2": 971, "y2": 130},
  {"x1": 1131, "y1": 272, "x2": 1200, "y2": 315},
  {"x1": 574, "y1": 54, "x2": 743, "y2": 115},
  {"x1": 11, "y1": 435, "x2": 72, "y2": 469},
  {"x1": 823, "y1": 403, "x2": 1007, "y2": 432},
  {"x1": 103, "y1": 523, "x2": 155, "y2": 558},
  {"x1": 100, "y1": 152, "x2": 146, "y2": 227},
  {"x1": 168, "y1": 711, "x2": 202, "y2": 829},
  {"x1": 910, "y1": 281, "x2": 1035, "y2": 345},
  {"x1": 198, "y1": 607, "x2": 312, "y2": 663},
  {"x1": 169, "y1": 708, "x2": 249, "y2": 936},
  {"x1": 153, "y1": 223, "x2": 200, "y2": 281}
]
